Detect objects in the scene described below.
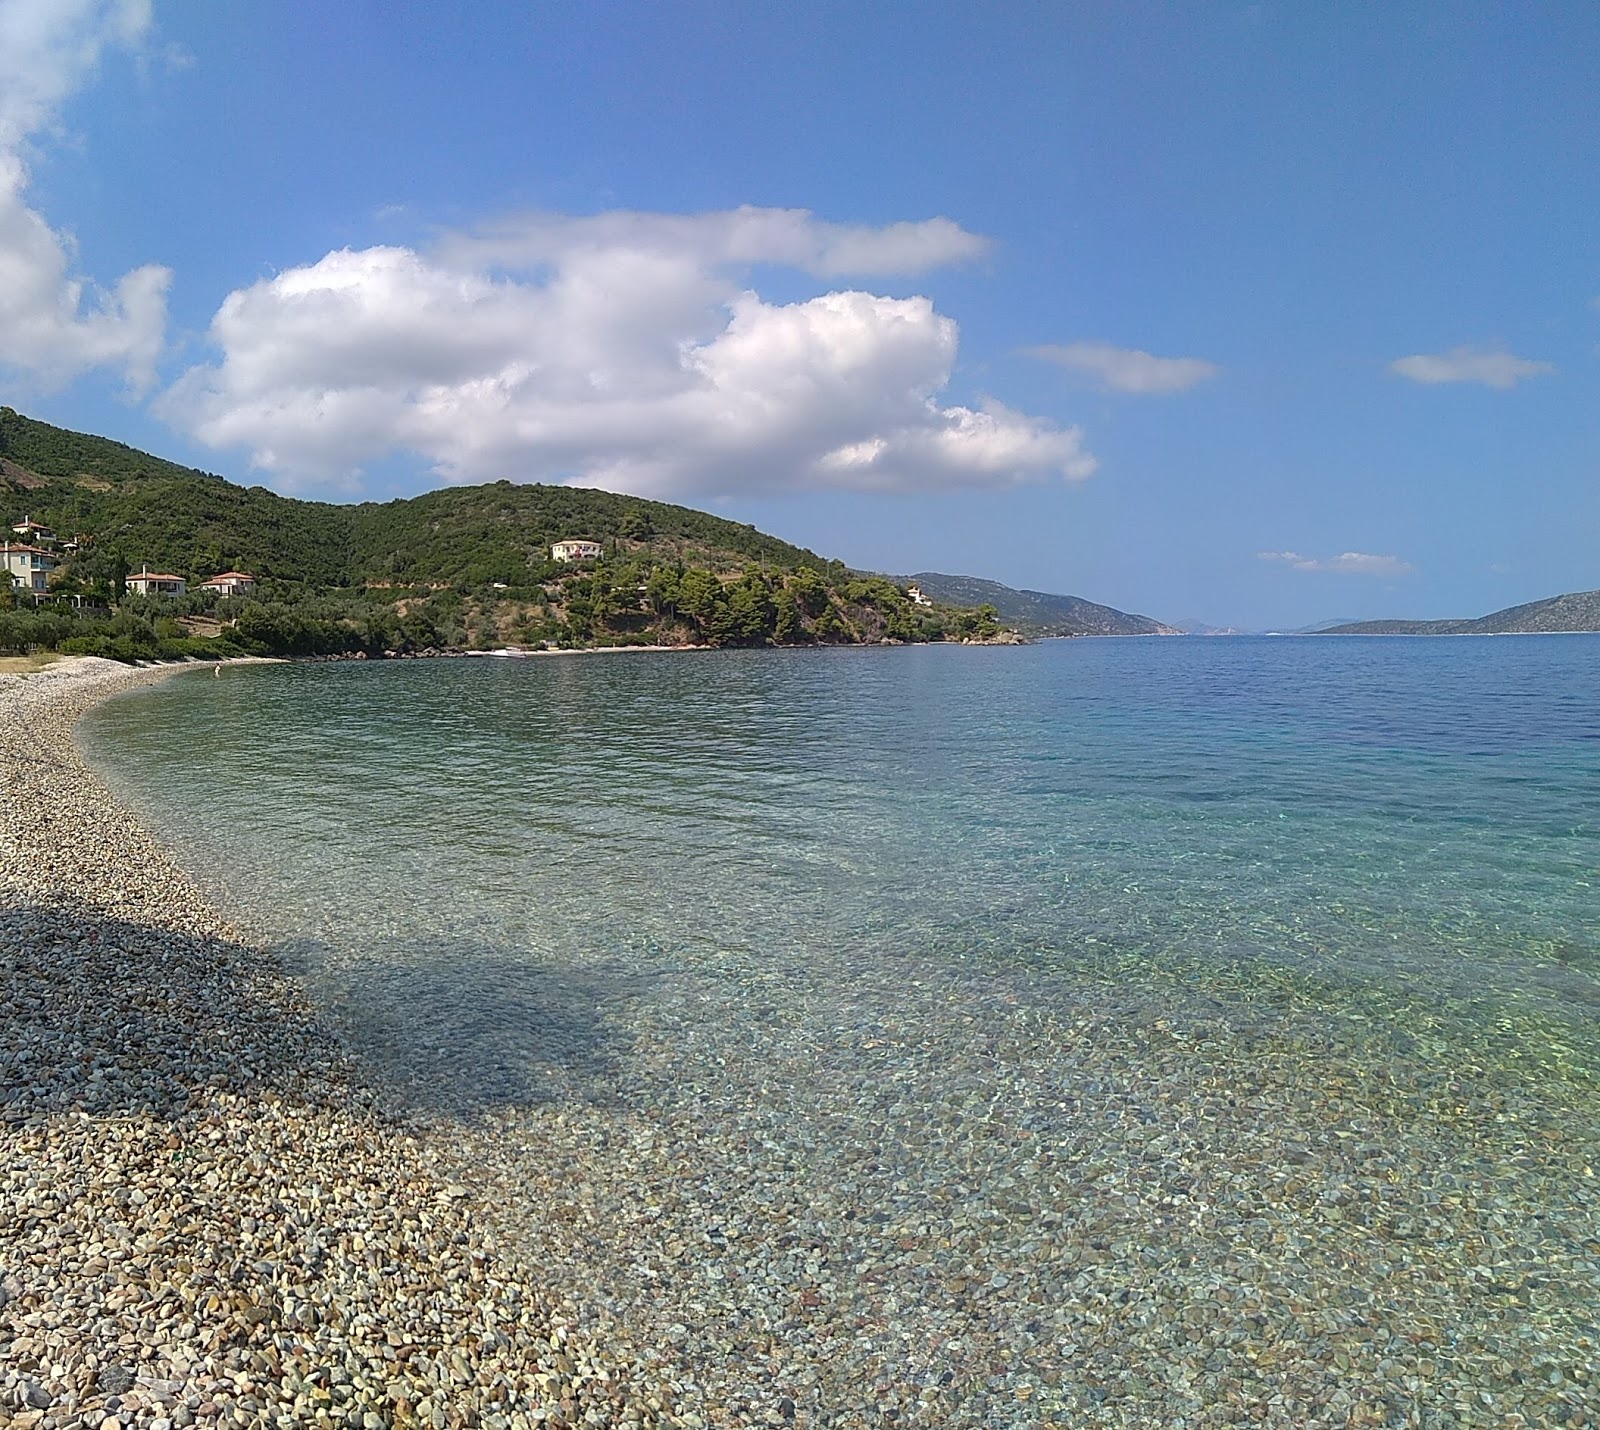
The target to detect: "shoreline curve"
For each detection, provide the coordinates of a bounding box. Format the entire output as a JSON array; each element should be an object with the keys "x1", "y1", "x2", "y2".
[{"x1": 0, "y1": 657, "x2": 672, "y2": 1427}]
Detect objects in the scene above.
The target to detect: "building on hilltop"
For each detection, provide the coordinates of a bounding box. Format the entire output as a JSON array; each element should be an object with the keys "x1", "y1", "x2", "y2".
[
  {"x1": 551, "y1": 539, "x2": 604, "y2": 562},
  {"x1": 10, "y1": 516, "x2": 55, "y2": 545},
  {"x1": 0, "y1": 543, "x2": 58, "y2": 593},
  {"x1": 199, "y1": 571, "x2": 256, "y2": 598},
  {"x1": 127, "y1": 567, "x2": 187, "y2": 597}
]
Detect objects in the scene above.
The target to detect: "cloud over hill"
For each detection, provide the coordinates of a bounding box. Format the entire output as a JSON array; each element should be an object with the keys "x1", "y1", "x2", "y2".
[{"x1": 162, "y1": 210, "x2": 1096, "y2": 500}]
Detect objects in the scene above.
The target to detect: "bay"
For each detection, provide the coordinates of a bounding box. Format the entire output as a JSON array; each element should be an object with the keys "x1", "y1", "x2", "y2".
[
  {"x1": 77, "y1": 634, "x2": 1600, "y2": 1422},
  {"x1": 80, "y1": 636, "x2": 1600, "y2": 1064}
]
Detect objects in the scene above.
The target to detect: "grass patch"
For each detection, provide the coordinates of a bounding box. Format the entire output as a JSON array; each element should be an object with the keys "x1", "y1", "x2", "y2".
[{"x1": 0, "y1": 651, "x2": 63, "y2": 675}]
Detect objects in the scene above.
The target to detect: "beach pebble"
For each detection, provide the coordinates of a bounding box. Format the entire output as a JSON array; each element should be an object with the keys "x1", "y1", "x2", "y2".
[
  {"x1": 0, "y1": 660, "x2": 673, "y2": 1427},
  {"x1": 5, "y1": 656, "x2": 1599, "y2": 1429}
]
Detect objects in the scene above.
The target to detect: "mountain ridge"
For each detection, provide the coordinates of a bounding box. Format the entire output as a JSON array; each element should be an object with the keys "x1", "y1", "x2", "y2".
[
  {"x1": 0, "y1": 407, "x2": 1015, "y2": 656},
  {"x1": 2, "y1": 407, "x2": 1183, "y2": 653},
  {"x1": 904, "y1": 572, "x2": 1178, "y2": 637},
  {"x1": 1323, "y1": 589, "x2": 1600, "y2": 636}
]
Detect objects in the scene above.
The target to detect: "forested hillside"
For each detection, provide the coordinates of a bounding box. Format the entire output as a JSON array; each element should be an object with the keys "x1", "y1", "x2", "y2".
[
  {"x1": 351, "y1": 481, "x2": 831, "y2": 588},
  {"x1": 0, "y1": 408, "x2": 827, "y2": 586},
  {"x1": 0, "y1": 406, "x2": 225, "y2": 487},
  {"x1": 0, "y1": 408, "x2": 1002, "y2": 659},
  {"x1": 904, "y1": 571, "x2": 1177, "y2": 636}
]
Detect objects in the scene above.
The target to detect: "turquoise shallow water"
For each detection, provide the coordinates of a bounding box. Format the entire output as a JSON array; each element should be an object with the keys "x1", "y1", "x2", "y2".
[
  {"x1": 75, "y1": 636, "x2": 1600, "y2": 1421},
  {"x1": 79, "y1": 636, "x2": 1600, "y2": 1107}
]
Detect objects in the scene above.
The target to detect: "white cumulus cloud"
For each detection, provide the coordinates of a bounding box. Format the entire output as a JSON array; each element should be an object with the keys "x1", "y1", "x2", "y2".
[
  {"x1": 1024, "y1": 341, "x2": 1219, "y2": 394},
  {"x1": 0, "y1": 0, "x2": 169, "y2": 391},
  {"x1": 0, "y1": 0, "x2": 151, "y2": 147},
  {"x1": 1258, "y1": 550, "x2": 1416, "y2": 577},
  {"x1": 1388, "y1": 347, "x2": 1554, "y2": 389},
  {"x1": 164, "y1": 213, "x2": 1094, "y2": 499},
  {"x1": 439, "y1": 206, "x2": 991, "y2": 279}
]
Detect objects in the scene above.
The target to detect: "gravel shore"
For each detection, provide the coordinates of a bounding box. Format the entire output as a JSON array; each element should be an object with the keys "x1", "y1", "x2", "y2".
[
  {"x1": 1, "y1": 659, "x2": 672, "y2": 1430},
  {"x1": 5, "y1": 658, "x2": 1600, "y2": 1429}
]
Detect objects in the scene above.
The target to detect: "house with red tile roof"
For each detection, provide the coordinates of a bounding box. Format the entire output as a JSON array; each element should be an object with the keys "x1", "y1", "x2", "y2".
[
  {"x1": 10, "y1": 516, "x2": 55, "y2": 545},
  {"x1": 127, "y1": 567, "x2": 187, "y2": 597},
  {"x1": 198, "y1": 571, "x2": 256, "y2": 598}
]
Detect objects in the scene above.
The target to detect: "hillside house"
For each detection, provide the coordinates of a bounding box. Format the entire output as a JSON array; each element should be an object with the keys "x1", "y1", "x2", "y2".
[
  {"x1": 0, "y1": 543, "x2": 58, "y2": 593},
  {"x1": 127, "y1": 567, "x2": 187, "y2": 597},
  {"x1": 552, "y1": 539, "x2": 603, "y2": 562},
  {"x1": 199, "y1": 571, "x2": 256, "y2": 598},
  {"x1": 10, "y1": 517, "x2": 55, "y2": 545}
]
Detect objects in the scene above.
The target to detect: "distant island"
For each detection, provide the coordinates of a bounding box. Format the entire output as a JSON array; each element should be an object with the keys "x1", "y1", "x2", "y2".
[
  {"x1": 0, "y1": 408, "x2": 1016, "y2": 660},
  {"x1": 1321, "y1": 590, "x2": 1600, "y2": 636},
  {"x1": 898, "y1": 571, "x2": 1178, "y2": 637}
]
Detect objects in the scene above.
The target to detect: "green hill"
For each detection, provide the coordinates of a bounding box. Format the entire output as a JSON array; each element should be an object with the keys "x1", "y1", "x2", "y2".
[
  {"x1": 0, "y1": 407, "x2": 1002, "y2": 658},
  {"x1": 351, "y1": 481, "x2": 832, "y2": 590},
  {"x1": 0, "y1": 407, "x2": 829, "y2": 587},
  {"x1": 1323, "y1": 589, "x2": 1600, "y2": 636},
  {"x1": 903, "y1": 571, "x2": 1177, "y2": 636}
]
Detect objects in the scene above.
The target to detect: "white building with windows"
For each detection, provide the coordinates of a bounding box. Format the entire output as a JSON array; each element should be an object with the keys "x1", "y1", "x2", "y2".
[
  {"x1": 551, "y1": 539, "x2": 603, "y2": 562},
  {"x1": 0, "y1": 543, "x2": 57, "y2": 592},
  {"x1": 10, "y1": 517, "x2": 55, "y2": 545},
  {"x1": 127, "y1": 567, "x2": 187, "y2": 597},
  {"x1": 199, "y1": 571, "x2": 256, "y2": 598}
]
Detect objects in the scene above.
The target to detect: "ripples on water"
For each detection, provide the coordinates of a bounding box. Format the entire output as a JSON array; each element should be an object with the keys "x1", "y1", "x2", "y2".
[
  {"x1": 81, "y1": 636, "x2": 1600, "y2": 1109},
  {"x1": 77, "y1": 635, "x2": 1600, "y2": 1419}
]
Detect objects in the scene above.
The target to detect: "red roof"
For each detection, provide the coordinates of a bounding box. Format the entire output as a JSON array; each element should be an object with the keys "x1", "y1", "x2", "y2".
[{"x1": 129, "y1": 572, "x2": 185, "y2": 583}]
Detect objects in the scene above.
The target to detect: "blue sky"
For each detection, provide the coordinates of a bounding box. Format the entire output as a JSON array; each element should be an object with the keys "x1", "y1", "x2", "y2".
[{"x1": 3, "y1": 1, "x2": 1597, "y2": 629}]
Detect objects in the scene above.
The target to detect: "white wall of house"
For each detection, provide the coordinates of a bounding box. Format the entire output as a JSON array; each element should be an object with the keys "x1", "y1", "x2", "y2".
[
  {"x1": 127, "y1": 573, "x2": 187, "y2": 597},
  {"x1": 0, "y1": 545, "x2": 55, "y2": 592},
  {"x1": 200, "y1": 574, "x2": 256, "y2": 597},
  {"x1": 552, "y1": 540, "x2": 603, "y2": 562}
]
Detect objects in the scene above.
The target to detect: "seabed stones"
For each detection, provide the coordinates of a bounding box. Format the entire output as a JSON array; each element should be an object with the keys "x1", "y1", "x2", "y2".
[
  {"x1": 3, "y1": 658, "x2": 1599, "y2": 1428},
  {"x1": 1, "y1": 660, "x2": 668, "y2": 1429}
]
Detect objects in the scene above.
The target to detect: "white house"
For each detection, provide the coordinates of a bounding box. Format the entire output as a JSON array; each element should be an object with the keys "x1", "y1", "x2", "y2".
[
  {"x1": 0, "y1": 543, "x2": 57, "y2": 593},
  {"x1": 10, "y1": 517, "x2": 55, "y2": 545},
  {"x1": 127, "y1": 567, "x2": 187, "y2": 597},
  {"x1": 551, "y1": 539, "x2": 603, "y2": 562},
  {"x1": 199, "y1": 571, "x2": 256, "y2": 598}
]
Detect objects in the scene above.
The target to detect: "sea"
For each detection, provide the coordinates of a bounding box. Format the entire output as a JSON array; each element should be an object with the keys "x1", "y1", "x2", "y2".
[{"x1": 77, "y1": 634, "x2": 1600, "y2": 1417}]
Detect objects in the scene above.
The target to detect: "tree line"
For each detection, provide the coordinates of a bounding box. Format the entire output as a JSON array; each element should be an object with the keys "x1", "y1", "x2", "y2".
[
  {"x1": 0, "y1": 553, "x2": 1002, "y2": 659},
  {"x1": 1, "y1": 407, "x2": 1005, "y2": 659}
]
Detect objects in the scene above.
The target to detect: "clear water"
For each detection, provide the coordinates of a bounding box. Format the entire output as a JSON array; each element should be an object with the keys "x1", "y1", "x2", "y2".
[
  {"x1": 77, "y1": 636, "x2": 1600, "y2": 1417},
  {"x1": 80, "y1": 638, "x2": 1600, "y2": 1075}
]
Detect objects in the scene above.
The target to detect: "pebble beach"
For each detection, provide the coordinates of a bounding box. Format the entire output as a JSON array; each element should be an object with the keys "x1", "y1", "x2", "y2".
[
  {"x1": 5, "y1": 657, "x2": 1600, "y2": 1429},
  {"x1": 1, "y1": 660, "x2": 671, "y2": 1429}
]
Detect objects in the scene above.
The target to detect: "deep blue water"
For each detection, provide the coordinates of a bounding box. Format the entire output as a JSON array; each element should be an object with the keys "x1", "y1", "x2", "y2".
[{"x1": 80, "y1": 636, "x2": 1600, "y2": 1098}]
